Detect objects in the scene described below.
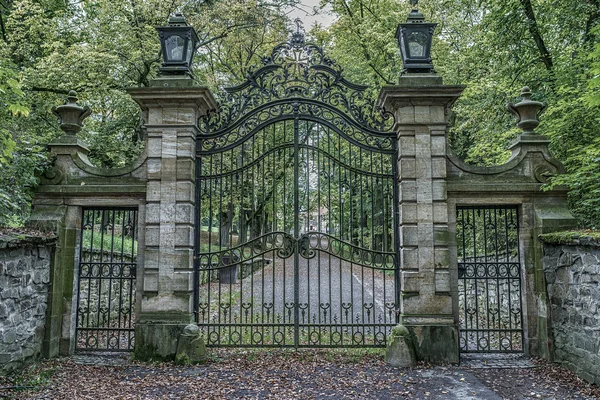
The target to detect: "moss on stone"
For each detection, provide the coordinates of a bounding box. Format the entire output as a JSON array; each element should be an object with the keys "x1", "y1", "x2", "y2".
[{"x1": 539, "y1": 230, "x2": 600, "y2": 245}]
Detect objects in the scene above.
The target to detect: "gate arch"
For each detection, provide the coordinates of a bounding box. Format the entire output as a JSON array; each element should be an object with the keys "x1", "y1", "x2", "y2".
[{"x1": 194, "y1": 31, "x2": 399, "y2": 347}]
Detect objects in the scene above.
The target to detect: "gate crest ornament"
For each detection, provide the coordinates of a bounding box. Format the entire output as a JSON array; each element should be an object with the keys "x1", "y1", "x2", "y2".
[{"x1": 198, "y1": 29, "x2": 395, "y2": 151}]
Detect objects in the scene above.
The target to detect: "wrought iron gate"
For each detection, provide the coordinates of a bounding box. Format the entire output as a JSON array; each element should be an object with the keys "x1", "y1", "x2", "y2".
[
  {"x1": 457, "y1": 205, "x2": 524, "y2": 353},
  {"x1": 75, "y1": 207, "x2": 137, "y2": 352},
  {"x1": 194, "y1": 31, "x2": 399, "y2": 347}
]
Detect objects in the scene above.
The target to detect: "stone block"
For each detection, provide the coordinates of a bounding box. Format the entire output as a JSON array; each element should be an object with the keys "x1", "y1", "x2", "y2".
[
  {"x1": 399, "y1": 159, "x2": 416, "y2": 179},
  {"x1": 399, "y1": 203, "x2": 417, "y2": 224},
  {"x1": 431, "y1": 157, "x2": 447, "y2": 179},
  {"x1": 433, "y1": 226, "x2": 450, "y2": 246},
  {"x1": 402, "y1": 248, "x2": 419, "y2": 270},
  {"x1": 175, "y1": 203, "x2": 194, "y2": 224},
  {"x1": 433, "y1": 202, "x2": 448, "y2": 224},
  {"x1": 401, "y1": 271, "x2": 421, "y2": 293},
  {"x1": 162, "y1": 108, "x2": 179, "y2": 124},
  {"x1": 397, "y1": 106, "x2": 415, "y2": 124},
  {"x1": 414, "y1": 106, "x2": 430, "y2": 124},
  {"x1": 146, "y1": 181, "x2": 161, "y2": 202},
  {"x1": 146, "y1": 202, "x2": 161, "y2": 224},
  {"x1": 143, "y1": 271, "x2": 159, "y2": 292},
  {"x1": 174, "y1": 225, "x2": 194, "y2": 248},
  {"x1": 144, "y1": 248, "x2": 160, "y2": 270},
  {"x1": 161, "y1": 158, "x2": 177, "y2": 180},
  {"x1": 176, "y1": 159, "x2": 195, "y2": 181},
  {"x1": 398, "y1": 136, "x2": 415, "y2": 157},
  {"x1": 431, "y1": 180, "x2": 447, "y2": 201},
  {"x1": 417, "y1": 203, "x2": 433, "y2": 224},
  {"x1": 176, "y1": 182, "x2": 195, "y2": 202},
  {"x1": 160, "y1": 202, "x2": 176, "y2": 222},
  {"x1": 404, "y1": 324, "x2": 458, "y2": 363},
  {"x1": 134, "y1": 320, "x2": 188, "y2": 362},
  {"x1": 147, "y1": 137, "x2": 162, "y2": 158},
  {"x1": 147, "y1": 158, "x2": 162, "y2": 180},
  {"x1": 401, "y1": 226, "x2": 418, "y2": 247},
  {"x1": 435, "y1": 270, "x2": 450, "y2": 292},
  {"x1": 399, "y1": 181, "x2": 417, "y2": 202},
  {"x1": 430, "y1": 136, "x2": 446, "y2": 157},
  {"x1": 176, "y1": 108, "x2": 195, "y2": 124},
  {"x1": 430, "y1": 105, "x2": 446, "y2": 124},
  {"x1": 176, "y1": 137, "x2": 195, "y2": 158},
  {"x1": 402, "y1": 293, "x2": 452, "y2": 315},
  {"x1": 145, "y1": 225, "x2": 161, "y2": 247},
  {"x1": 434, "y1": 248, "x2": 449, "y2": 268}
]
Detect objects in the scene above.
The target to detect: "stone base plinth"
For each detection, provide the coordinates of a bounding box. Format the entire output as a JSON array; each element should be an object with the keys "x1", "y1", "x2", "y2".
[
  {"x1": 404, "y1": 324, "x2": 459, "y2": 364},
  {"x1": 134, "y1": 312, "x2": 193, "y2": 361}
]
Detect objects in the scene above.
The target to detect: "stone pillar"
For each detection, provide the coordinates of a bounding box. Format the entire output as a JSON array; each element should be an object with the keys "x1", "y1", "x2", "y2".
[
  {"x1": 128, "y1": 80, "x2": 216, "y2": 360},
  {"x1": 379, "y1": 75, "x2": 464, "y2": 363}
]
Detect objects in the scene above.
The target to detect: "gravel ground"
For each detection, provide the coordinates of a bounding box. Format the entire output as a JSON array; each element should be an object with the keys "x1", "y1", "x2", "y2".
[{"x1": 1, "y1": 350, "x2": 598, "y2": 400}]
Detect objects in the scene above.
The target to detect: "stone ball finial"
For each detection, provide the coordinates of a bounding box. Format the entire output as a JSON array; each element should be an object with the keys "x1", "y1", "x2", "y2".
[
  {"x1": 52, "y1": 90, "x2": 92, "y2": 136},
  {"x1": 507, "y1": 86, "x2": 545, "y2": 134}
]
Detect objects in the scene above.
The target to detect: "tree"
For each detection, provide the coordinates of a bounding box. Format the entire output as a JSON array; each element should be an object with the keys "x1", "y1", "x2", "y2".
[
  {"x1": 312, "y1": 0, "x2": 600, "y2": 227},
  {"x1": 0, "y1": 0, "x2": 291, "y2": 225}
]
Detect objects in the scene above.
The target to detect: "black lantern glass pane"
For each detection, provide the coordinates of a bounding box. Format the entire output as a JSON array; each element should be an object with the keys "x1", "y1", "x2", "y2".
[
  {"x1": 408, "y1": 31, "x2": 428, "y2": 58},
  {"x1": 165, "y1": 34, "x2": 185, "y2": 61},
  {"x1": 186, "y1": 40, "x2": 193, "y2": 65}
]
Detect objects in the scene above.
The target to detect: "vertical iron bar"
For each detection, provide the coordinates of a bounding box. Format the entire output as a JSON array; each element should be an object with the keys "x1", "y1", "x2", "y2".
[{"x1": 293, "y1": 117, "x2": 300, "y2": 348}]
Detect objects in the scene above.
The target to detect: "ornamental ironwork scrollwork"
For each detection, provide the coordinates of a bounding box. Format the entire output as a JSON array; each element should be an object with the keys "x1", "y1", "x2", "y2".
[{"x1": 198, "y1": 31, "x2": 395, "y2": 148}]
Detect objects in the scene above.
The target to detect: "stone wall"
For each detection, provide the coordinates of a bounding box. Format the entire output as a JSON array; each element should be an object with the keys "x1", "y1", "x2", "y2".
[
  {"x1": 0, "y1": 233, "x2": 55, "y2": 374},
  {"x1": 542, "y1": 235, "x2": 600, "y2": 385}
]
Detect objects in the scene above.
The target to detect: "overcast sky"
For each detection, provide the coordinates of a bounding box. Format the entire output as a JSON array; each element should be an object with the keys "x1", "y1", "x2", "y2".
[{"x1": 285, "y1": 0, "x2": 337, "y2": 30}]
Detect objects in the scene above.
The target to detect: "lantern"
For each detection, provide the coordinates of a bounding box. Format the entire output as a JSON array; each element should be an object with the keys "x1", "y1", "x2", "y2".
[
  {"x1": 396, "y1": 1, "x2": 436, "y2": 74},
  {"x1": 157, "y1": 13, "x2": 199, "y2": 75}
]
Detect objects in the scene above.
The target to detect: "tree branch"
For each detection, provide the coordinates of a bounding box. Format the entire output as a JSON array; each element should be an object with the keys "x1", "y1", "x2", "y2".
[{"x1": 519, "y1": 0, "x2": 553, "y2": 71}]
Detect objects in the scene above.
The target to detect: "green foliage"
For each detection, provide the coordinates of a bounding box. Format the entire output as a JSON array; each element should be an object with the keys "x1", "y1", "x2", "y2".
[
  {"x1": 0, "y1": 0, "x2": 290, "y2": 224},
  {"x1": 314, "y1": 0, "x2": 600, "y2": 227},
  {"x1": 1, "y1": 0, "x2": 599, "y2": 228}
]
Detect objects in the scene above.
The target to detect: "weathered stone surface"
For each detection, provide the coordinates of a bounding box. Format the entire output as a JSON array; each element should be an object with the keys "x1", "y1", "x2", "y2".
[
  {"x1": 381, "y1": 77, "x2": 463, "y2": 364},
  {"x1": 175, "y1": 324, "x2": 206, "y2": 365},
  {"x1": 0, "y1": 234, "x2": 55, "y2": 374},
  {"x1": 543, "y1": 241, "x2": 600, "y2": 385},
  {"x1": 385, "y1": 325, "x2": 416, "y2": 367}
]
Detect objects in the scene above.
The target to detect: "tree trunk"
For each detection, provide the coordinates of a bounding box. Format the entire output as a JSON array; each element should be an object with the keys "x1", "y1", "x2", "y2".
[{"x1": 219, "y1": 203, "x2": 235, "y2": 247}]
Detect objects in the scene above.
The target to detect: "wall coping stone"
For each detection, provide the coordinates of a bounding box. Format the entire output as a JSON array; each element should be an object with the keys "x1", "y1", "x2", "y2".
[
  {"x1": 539, "y1": 231, "x2": 600, "y2": 247},
  {"x1": 0, "y1": 231, "x2": 57, "y2": 249}
]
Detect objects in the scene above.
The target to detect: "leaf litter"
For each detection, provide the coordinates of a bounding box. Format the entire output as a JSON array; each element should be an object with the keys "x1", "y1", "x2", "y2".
[{"x1": 0, "y1": 350, "x2": 598, "y2": 399}]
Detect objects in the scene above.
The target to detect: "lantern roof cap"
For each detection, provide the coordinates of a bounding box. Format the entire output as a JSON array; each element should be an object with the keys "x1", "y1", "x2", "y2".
[
  {"x1": 405, "y1": 0, "x2": 424, "y2": 22},
  {"x1": 168, "y1": 13, "x2": 188, "y2": 27}
]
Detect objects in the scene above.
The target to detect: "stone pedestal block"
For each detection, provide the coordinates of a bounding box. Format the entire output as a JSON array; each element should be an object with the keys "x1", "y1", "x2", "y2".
[
  {"x1": 405, "y1": 324, "x2": 459, "y2": 364},
  {"x1": 134, "y1": 312, "x2": 193, "y2": 361}
]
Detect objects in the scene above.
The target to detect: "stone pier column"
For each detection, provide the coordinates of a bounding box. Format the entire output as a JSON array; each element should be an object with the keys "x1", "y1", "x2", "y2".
[
  {"x1": 129, "y1": 80, "x2": 216, "y2": 360},
  {"x1": 379, "y1": 75, "x2": 464, "y2": 363}
]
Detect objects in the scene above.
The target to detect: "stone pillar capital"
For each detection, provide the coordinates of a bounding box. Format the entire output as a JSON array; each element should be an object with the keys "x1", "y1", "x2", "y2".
[
  {"x1": 378, "y1": 80, "x2": 465, "y2": 128},
  {"x1": 128, "y1": 84, "x2": 218, "y2": 123}
]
